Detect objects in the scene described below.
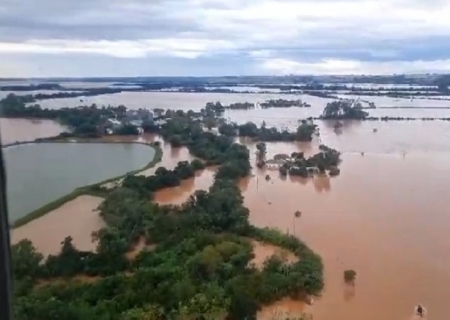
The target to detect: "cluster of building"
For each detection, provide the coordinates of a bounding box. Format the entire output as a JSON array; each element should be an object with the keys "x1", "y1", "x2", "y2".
[{"x1": 102, "y1": 108, "x2": 166, "y2": 135}]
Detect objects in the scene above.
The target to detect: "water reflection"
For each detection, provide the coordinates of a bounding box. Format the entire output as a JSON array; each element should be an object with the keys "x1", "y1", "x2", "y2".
[
  {"x1": 312, "y1": 175, "x2": 331, "y2": 193},
  {"x1": 343, "y1": 283, "x2": 356, "y2": 302}
]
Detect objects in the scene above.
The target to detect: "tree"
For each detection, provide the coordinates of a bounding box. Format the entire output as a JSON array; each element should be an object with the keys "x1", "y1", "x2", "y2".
[
  {"x1": 344, "y1": 269, "x2": 357, "y2": 283},
  {"x1": 322, "y1": 100, "x2": 368, "y2": 119},
  {"x1": 190, "y1": 159, "x2": 206, "y2": 171},
  {"x1": 11, "y1": 239, "x2": 44, "y2": 280},
  {"x1": 238, "y1": 122, "x2": 259, "y2": 137},
  {"x1": 256, "y1": 142, "x2": 267, "y2": 160}
]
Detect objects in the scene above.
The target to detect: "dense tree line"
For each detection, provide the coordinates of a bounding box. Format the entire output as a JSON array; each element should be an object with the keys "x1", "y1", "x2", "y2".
[
  {"x1": 321, "y1": 100, "x2": 369, "y2": 120},
  {"x1": 260, "y1": 99, "x2": 309, "y2": 108},
  {"x1": 122, "y1": 159, "x2": 205, "y2": 197},
  {"x1": 278, "y1": 145, "x2": 341, "y2": 177},
  {"x1": 232, "y1": 120, "x2": 317, "y2": 142},
  {"x1": 12, "y1": 121, "x2": 324, "y2": 319},
  {"x1": 0, "y1": 94, "x2": 140, "y2": 137}
]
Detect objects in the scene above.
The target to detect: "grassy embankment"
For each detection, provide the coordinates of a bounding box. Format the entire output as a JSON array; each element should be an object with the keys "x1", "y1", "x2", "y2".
[{"x1": 11, "y1": 141, "x2": 162, "y2": 228}]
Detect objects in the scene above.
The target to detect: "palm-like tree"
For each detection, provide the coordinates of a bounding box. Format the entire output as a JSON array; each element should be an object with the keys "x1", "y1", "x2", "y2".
[{"x1": 293, "y1": 210, "x2": 301, "y2": 235}]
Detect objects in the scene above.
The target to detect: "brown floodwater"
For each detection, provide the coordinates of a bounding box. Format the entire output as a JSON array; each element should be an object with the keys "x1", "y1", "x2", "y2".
[
  {"x1": 147, "y1": 121, "x2": 450, "y2": 320},
  {"x1": 250, "y1": 240, "x2": 297, "y2": 270},
  {"x1": 0, "y1": 118, "x2": 67, "y2": 145},
  {"x1": 11, "y1": 195, "x2": 105, "y2": 256},
  {"x1": 154, "y1": 166, "x2": 217, "y2": 205},
  {"x1": 6, "y1": 106, "x2": 450, "y2": 319}
]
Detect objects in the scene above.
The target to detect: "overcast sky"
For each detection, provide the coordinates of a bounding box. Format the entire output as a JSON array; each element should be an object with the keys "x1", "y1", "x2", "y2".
[{"x1": 1, "y1": 0, "x2": 450, "y2": 77}]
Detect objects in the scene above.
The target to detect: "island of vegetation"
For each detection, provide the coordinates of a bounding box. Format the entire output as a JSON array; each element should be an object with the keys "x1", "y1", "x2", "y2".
[
  {"x1": 254, "y1": 143, "x2": 341, "y2": 177},
  {"x1": 260, "y1": 99, "x2": 311, "y2": 108},
  {"x1": 12, "y1": 112, "x2": 325, "y2": 319},
  {"x1": 321, "y1": 100, "x2": 369, "y2": 120},
  {"x1": 205, "y1": 99, "x2": 310, "y2": 111}
]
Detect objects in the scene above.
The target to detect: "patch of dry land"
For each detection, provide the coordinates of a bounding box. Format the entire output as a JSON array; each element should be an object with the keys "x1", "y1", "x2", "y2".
[{"x1": 11, "y1": 195, "x2": 105, "y2": 257}]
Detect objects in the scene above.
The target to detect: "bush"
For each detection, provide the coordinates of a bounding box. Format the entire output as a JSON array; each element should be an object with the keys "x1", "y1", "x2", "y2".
[{"x1": 344, "y1": 269, "x2": 357, "y2": 283}]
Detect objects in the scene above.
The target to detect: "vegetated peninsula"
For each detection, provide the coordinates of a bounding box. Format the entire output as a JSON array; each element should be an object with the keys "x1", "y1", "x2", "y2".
[{"x1": 11, "y1": 110, "x2": 328, "y2": 319}]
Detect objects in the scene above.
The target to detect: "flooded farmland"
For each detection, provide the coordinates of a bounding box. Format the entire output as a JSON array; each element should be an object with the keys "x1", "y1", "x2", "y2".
[
  {"x1": 4, "y1": 90, "x2": 450, "y2": 319},
  {"x1": 0, "y1": 118, "x2": 67, "y2": 145},
  {"x1": 127, "y1": 121, "x2": 450, "y2": 320}
]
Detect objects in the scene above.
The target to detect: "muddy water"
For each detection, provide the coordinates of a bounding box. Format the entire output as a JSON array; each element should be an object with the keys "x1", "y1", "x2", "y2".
[
  {"x1": 115, "y1": 134, "x2": 217, "y2": 204},
  {"x1": 5, "y1": 98, "x2": 450, "y2": 319},
  {"x1": 151, "y1": 122, "x2": 450, "y2": 320},
  {"x1": 250, "y1": 240, "x2": 297, "y2": 269},
  {"x1": 11, "y1": 195, "x2": 105, "y2": 256},
  {"x1": 245, "y1": 142, "x2": 450, "y2": 320},
  {"x1": 0, "y1": 118, "x2": 67, "y2": 145},
  {"x1": 154, "y1": 167, "x2": 217, "y2": 205}
]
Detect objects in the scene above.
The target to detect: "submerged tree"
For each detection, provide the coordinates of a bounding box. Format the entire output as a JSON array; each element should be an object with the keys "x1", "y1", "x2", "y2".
[
  {"x1": 256, "y1": 142, "x2": 267, "y2": 161},
  {"x1": 322, "y1": 100, "x2": 368, "y2": 120},
  {"x1": 344, "y1": 269, "x2": 357, "y2": 284}
]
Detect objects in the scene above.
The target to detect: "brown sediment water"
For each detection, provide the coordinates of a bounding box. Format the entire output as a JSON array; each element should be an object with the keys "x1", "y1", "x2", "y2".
[
  {"x1": 99, "y1": 133, "x2": 196, "y2": 177},
  {"x1": 250, "y1": 240, "x2": 297, "y2": 269},
  {"x1": 244, "y1": 139, "x2": 450, "y2": 320},
  {"x1": 0, "y1": 118, "x2": 67, "y2": 145},
  {"x1": 7, "y1": 113, "x2": 450, "y2": 319},
  {"x1": 257, "y1": 297, "x2": 311, "y2": 320},
  {"x1": 149, "y1": 121, "x2": 450, "y2": 320},
  {"x1": 154, "y1": 166, "x2": 217, "y2": 205},
  {"x1": 11, "y1": 195, "x2": 105, "y2": 256},
  {"x1": 126, "y1": 236, "x2": 157, "y2": 260}
]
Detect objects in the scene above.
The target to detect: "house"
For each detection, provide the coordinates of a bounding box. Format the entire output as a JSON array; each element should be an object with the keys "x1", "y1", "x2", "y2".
[
  {"x1": 124, "y1": 109, "x2": 154, "y2": 126},
  {"x1": 152, "y1": 108, "x2": 165, "y2": 119},
  {"x1": 264, "y1": 159, "x2": 285, "y2": 169},
  {"x1": 129, "y1": 120, "x2": 143, "y2": 127},
  {"x1": 106, "y1": 118, "x2": 123, "y2": 130},
  {"x1": 274, "y1": 153, "x2": 290, "y2": 161}
]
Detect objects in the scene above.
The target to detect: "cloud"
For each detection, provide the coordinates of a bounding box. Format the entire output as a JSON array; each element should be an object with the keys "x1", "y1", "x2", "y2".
[
  {"x1": 1, "y1": 0, "x2": 450, "y2": 76},
  {"x1": 261, "y1": 58, "x2": 450, "y2": 75},
  {"x1": 0, "y1": 38, "x2": 236, "y2": 59}
]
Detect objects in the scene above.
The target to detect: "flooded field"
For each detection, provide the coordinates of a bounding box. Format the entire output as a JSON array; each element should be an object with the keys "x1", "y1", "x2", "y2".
[
  {"x1": 0, "y1": 118, "x2": 67, "y2": 145},
  {"x1": 4, "y1": 90, "x2": 450, "y2": 319},
  {"x1": 136, "y1": 121, "x2": 450, "y2": 320},
  {"x1": 245, "y1": 144, "x2": 450, "y2": 320},
  {"x1": 29, "y1": 90, "x2": 450, "y2": 121},
  {"x1": 11, "y1": 195, "x2": 105, "y2": 256}
]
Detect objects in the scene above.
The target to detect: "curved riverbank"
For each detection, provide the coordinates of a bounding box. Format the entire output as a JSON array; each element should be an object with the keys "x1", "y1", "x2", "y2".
[{"x1": 11, "y1": 140, "x2": 162, "y2": 228}]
